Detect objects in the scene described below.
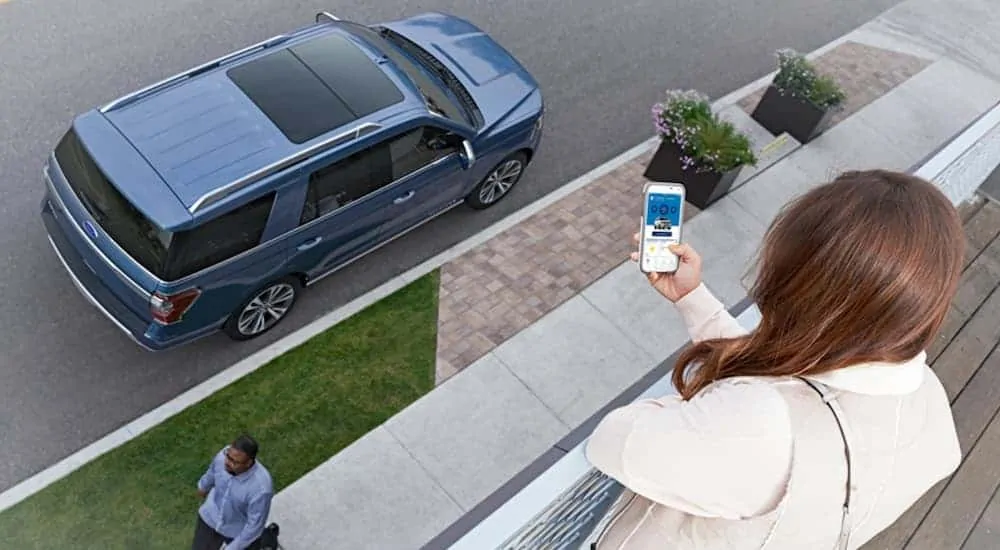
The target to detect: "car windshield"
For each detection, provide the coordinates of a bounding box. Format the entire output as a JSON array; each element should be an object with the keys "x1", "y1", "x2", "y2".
[
  {"x1": 345, "y1": 22, "x2": 482, "y2": 128},
  {"x1": 54, "y1": 128, "x2": 173, "y2": 278}
]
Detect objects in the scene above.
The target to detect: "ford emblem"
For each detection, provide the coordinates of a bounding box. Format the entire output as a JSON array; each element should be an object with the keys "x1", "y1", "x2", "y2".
[{"x1": 82, "y1": 220, "x2": 99, "y2": 240}]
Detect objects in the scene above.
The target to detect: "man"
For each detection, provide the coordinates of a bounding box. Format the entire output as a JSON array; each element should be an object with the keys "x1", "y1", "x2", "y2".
[{"x1": 192, "y1": 434, "x2": 275, "y2": 550}]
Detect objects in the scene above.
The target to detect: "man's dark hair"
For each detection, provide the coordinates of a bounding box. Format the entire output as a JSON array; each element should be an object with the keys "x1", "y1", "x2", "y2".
[{"x1": 232, "y1": 434, "x2": 259, "y2": 459}]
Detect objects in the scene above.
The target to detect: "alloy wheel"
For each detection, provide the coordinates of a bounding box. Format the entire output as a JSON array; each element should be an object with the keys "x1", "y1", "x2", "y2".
[
  {"x1": 478, "y1": 159, "x2": 523, "y2": 205},
  {"x1": 237, "y1": 283, "x2": 296, "y2": 336}
]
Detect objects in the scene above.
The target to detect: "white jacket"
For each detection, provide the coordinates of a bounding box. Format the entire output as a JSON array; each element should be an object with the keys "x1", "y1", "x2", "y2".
[{"x1": 585, "y1": 284, "x2": 961, "y2": 549}]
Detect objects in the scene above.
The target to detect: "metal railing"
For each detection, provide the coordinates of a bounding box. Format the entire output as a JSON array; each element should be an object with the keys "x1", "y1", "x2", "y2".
[{"x1": 497, "y1": 469, "x2": 623, "y2": 550}]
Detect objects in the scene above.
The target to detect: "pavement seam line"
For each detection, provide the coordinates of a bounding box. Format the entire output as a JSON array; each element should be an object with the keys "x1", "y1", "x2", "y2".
[
  {"x1": 382, "y1": 424, "x2": 468, "y2": 513},
  {"x1": 576, "y1": 291, "x2": 661, "y2": 366},
  {"x1": 491, "y1": 351, "x2": 571, "y2": 431}
]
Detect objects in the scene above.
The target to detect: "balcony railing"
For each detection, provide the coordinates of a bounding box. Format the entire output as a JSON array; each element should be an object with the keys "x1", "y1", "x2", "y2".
[{"x1": 498, "y1": 468, "x2": 623, "y2": 550}]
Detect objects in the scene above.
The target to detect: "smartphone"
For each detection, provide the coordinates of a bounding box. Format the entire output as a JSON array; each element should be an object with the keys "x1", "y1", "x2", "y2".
[{"x1": 639, "y1": 182, "x2": 686, "y2": 273}]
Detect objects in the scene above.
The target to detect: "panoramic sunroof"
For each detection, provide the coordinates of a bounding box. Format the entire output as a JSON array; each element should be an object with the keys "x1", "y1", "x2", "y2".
[{"x1": 227, "y1": 33, "x2": 404, "y2": 144}]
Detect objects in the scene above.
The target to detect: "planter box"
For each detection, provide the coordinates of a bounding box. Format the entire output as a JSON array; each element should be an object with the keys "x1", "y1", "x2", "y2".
[
  {"x1": 750, "y1": 84, "x2": 835, "y2": 144},
  {"x1": 643, "y1": 140, "x2": 741, "y2": 209}
]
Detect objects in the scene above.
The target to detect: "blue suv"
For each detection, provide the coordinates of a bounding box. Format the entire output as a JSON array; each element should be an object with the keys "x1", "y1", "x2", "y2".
[{"x1": 40, "y1": 12, "x2": 543, "y2": 351}]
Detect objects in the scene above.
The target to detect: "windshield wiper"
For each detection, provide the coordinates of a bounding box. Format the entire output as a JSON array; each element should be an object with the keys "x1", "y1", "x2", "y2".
[
  {"x1": 423, "y1": 93, "x2": 446, "y2": 116},
  {"x1": 77, "y1": 193, "x2": 108, "y2": 223}
]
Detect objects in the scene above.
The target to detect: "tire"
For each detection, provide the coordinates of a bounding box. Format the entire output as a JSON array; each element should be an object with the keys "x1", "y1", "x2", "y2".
[
  {"x1": 223, "y1": 276, "x2": 301, "y2": 341},
  {"x1": 465, "y1": 152, "x2": 528, "y2": 210}
]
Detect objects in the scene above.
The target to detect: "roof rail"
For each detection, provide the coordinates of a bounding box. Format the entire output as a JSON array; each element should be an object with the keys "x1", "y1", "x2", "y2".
[
  {"x1": 188, "y1": 122, "x2": 383, "y2": 214},
  {"x1": 315, "y1": 11, "x2": 340, "y2": 23},
  {"x1": 99, "y1": 34, "x2": 294, "y2": 113}
]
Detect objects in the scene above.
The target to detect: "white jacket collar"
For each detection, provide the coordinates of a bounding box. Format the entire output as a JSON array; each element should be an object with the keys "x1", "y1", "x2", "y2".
[{"x1": 803, "y1": 351, "x2": 927, "y2": 395}]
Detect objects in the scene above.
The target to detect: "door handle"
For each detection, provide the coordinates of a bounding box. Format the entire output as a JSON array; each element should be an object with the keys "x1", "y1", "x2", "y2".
[
  {"x1": 393, "y1": 190, "x2": 416, "y2": 204},
  {"x1": 297, "y1": 236, "x2": 323, "y2": 251}
]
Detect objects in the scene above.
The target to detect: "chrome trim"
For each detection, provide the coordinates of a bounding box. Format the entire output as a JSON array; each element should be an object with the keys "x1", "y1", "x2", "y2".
[
  {"x1": 307, "y1": 199, "x2": 463, "y2": 286},
  {"x1": 461, "y1": 140, "x2": 476, "y2": 169},
  {"x1": 189, "y1": 122, "x2": 383, "y2": 213},
  {"x1": 45, "y1": 164, "x2": 153, "y2": 299},
  {"x1": 47, "y1": 235, "x2": 154, "y2": 351},
  {"x1": 315, "y1": 11, "x2": 340, "y2": 23},
  {"x1": 176, "y1": 140, "x2": 458, "y2": 284},
  {"x1": 99, "y1": 34, "x2": 293, "y2": 113}
]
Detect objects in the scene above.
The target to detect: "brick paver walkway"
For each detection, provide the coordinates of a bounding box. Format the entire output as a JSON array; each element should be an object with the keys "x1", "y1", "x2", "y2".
[
  {"x1": 862, "y1": 197, "x2": 1000, "y2": 549},
  {"x1": 434, "y1": 40, "x2": 935, "y2": 383},
  {"x1": 435, "y1": 151, "x2": 697, "y2": 380}
]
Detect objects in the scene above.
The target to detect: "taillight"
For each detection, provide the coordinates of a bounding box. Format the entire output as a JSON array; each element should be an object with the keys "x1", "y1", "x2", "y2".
[{"x1": 150, "y1": 288, "x2": 201, "y2": 325}]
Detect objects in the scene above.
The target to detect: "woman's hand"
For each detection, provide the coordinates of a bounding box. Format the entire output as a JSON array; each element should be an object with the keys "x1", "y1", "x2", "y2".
[{"x1": 630, "y1": 232, "x2": 703, "y2": 302}]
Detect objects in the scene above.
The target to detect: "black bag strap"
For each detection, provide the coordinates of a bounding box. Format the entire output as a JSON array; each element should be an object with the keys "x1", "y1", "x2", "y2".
[{"x1": 797, "y1": 377, "x2": 853, "y2": 550}]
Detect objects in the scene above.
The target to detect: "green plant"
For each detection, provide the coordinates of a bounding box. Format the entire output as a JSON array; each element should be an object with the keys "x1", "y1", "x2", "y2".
[
  {"x1": 652, "y1": 89, "x2": 758, "y2": 173},
  {"x1": 772, "y1": 48, "x2": 846, "y2": 109},
  {"x1": 690, "y1": 120, "x2": 757, "y2": 173},
  {"x1": 810, "y1": 74, "x2": 847, "y2": 109}
]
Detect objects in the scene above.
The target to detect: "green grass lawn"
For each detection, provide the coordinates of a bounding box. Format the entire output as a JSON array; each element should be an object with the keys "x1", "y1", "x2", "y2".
[{"x1": 0, "y1": 271, "x2": 439, "y2": 550}]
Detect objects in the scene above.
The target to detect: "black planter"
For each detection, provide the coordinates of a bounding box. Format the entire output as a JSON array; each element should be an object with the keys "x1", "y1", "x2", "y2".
[
  {"x1": 643, "y1": 140, "x2": 741, "y2": 209},
  {"x1": 750, "y1": 84, "x2": 836, "y2": 144}
]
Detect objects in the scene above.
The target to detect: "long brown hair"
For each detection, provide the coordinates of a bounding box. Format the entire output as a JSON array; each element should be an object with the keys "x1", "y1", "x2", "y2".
[{"x1": 672, "y1": 169, "x2": 965, "y2": 400}]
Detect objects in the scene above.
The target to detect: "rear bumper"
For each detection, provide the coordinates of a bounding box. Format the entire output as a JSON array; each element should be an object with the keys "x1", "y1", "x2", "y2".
[
  {"x1": 40, "y1": 199, "x2": 214, "y2": 351},
  {"x1": 42, "y1": 206, "x2": 157, "y2": 353},
  {"x1": 45, "y1": 232, "x2": 155, "y2": 351}
]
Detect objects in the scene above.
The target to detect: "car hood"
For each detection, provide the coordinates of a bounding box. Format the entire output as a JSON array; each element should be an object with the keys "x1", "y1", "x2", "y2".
[{"x1": 380, "y1": 13, "x2": 539, "y2": 132}]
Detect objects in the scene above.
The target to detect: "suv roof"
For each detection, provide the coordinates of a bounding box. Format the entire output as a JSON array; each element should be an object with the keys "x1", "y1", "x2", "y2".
[{"x1": 99, "y1": 25, "x2": 424, "y2": 214}]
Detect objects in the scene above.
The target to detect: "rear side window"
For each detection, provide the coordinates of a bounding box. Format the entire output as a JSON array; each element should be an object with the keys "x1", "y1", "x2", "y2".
[
  {"x1": 55, "y1": 128, "x2": 171, "y2": 277},
  {"x1": 300, "y1": 148, "x2": 384, "y2": 224},
  {"x1": 163, "y1": 192, "x2": 276, "y2": 280}
]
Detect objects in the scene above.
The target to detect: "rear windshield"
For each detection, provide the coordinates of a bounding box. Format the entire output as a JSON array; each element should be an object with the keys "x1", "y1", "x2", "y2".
[
  {"x1": 54, "y1": 129, "x2": 275, "y2": 281},
  {"x1": 55, "y1": 128, "x2": 171, "y2": 278}
]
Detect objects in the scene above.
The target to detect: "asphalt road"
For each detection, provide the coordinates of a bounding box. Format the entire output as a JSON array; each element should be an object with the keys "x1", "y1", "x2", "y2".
[{"x1": 0, "y1": 0, "x2": 901, "y2": 490}]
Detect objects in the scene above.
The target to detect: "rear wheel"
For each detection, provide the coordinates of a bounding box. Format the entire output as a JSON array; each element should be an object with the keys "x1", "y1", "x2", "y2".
[
  {"x1": 223, "y1": 276, "x2": 301, "y2": 341},
  {"x1": 465, "y1": 152, "x2": 528, "y2": 210}
]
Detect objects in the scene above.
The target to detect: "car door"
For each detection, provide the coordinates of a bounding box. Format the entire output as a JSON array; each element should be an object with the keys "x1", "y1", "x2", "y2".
[
  {"x1": 373, "y1": 124, "x2": 467, "y2": 238},
  {"x1": 283, "y1": 146, "x2": 396, "y2": 281}
]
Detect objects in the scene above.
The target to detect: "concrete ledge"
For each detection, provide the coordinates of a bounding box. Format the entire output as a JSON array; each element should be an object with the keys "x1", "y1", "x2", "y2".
[
  {"x1": 713, "y1": 104, "x2": 802, "y2": 192},
  {"x1": 916, "y1": 100, "x2": 1000, "y2": 205}
]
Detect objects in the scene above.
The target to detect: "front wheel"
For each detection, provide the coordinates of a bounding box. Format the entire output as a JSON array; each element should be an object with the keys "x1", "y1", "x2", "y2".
[
  {"x1": 223, "y1": 276, "x2": 301, "y2": 341},
  {"x1": 465, "y1": 152, "x2": 528, "y2": 210}
]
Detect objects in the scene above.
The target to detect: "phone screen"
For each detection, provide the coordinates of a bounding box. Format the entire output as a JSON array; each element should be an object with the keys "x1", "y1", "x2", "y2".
[{"x1": 642, "y1": 189, "x2": 684, "y2": 272}]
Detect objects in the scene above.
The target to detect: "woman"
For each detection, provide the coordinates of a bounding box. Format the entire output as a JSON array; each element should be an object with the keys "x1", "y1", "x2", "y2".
[{"x1": 586, "y1": 170, "x2": 964, "y2": 549}]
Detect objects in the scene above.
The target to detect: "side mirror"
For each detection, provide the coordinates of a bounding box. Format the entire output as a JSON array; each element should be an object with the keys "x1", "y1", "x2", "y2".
[{"x1": 459, "y1": 140, "x2": 476, "y2": 170}]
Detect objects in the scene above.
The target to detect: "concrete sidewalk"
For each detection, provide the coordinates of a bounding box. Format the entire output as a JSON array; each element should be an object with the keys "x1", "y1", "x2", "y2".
[{"x1": 269, "y1": 0, "x2": 1000, "y2": 548}]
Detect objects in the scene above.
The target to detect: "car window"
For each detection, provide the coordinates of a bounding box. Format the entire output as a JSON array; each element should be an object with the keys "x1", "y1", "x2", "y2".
[
  {"x1": 300, "y1": 147, "x2": 383, "y2": 225},
  {"x1": 162, "y1": 192, "x2": 276, "y2": 280},
  {"x1": 299, "y1": 126, "x2": 459, "y2": 225},
  {"x1": 54, "y1": 128, "x2": 172, "y2": 277},
  {"x1": 385, "y1": 126, "x2": 459, "y2": 182}
]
